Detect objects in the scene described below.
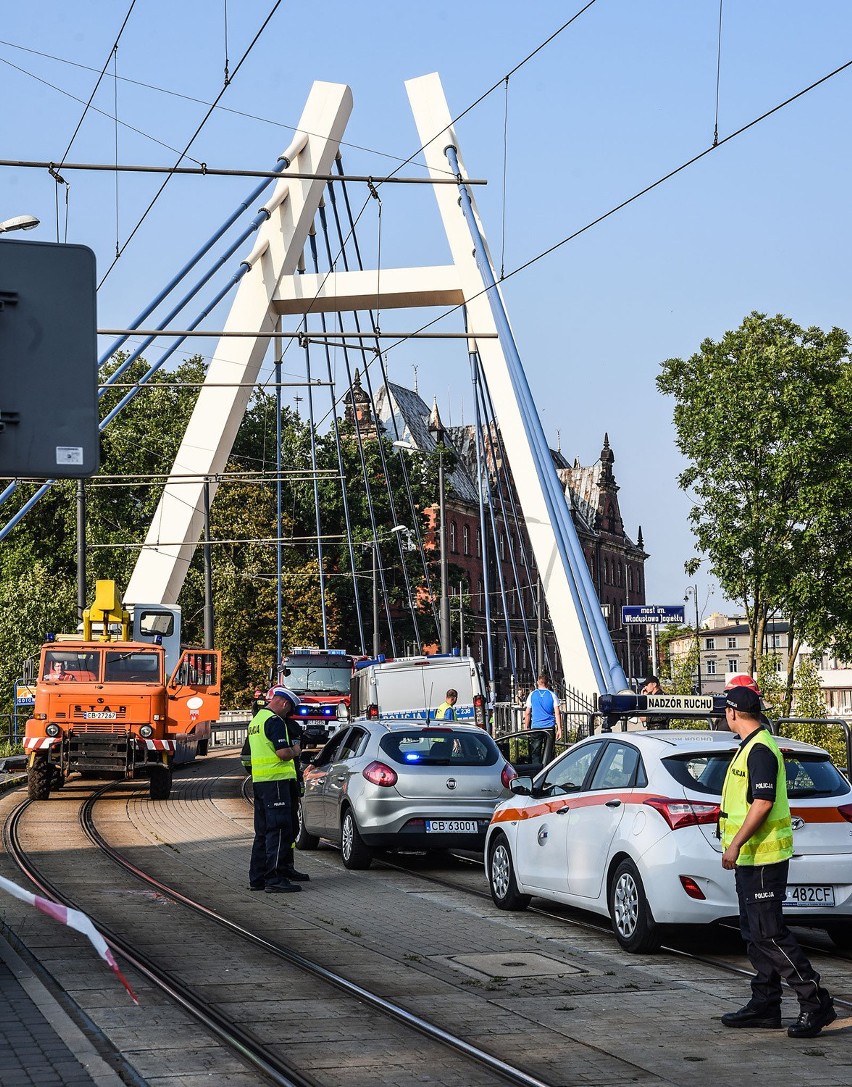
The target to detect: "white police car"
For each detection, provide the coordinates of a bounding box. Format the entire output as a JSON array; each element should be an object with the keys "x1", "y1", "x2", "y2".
[{"x1": 485, "y1": 730, "x2": 852, "y2": 952}]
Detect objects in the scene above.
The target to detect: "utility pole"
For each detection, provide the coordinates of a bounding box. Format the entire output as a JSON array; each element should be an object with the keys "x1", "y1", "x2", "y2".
[
  {"x1": 202, "y1": 480, "x2": 215, "y2": 649},
  {"x1": 686, "y1": 584, "x2": 702, "y2": 694},
  {"x1": 76, "y1": 480, "x2": 86, "y2": 621}
]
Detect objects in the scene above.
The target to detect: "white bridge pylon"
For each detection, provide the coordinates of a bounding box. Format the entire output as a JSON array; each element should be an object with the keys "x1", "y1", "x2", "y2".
[{"x1": 125, "y1": 73, "x2": 626, "y2": 699}]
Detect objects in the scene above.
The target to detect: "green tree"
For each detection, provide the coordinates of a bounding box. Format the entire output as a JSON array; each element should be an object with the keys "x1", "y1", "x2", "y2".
[{"x1": 658, "y1": 312, "x2": 852, "y2": 692}]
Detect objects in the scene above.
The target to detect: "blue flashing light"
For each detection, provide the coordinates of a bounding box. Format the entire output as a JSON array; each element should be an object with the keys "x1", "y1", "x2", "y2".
[
  {"x1": 355, "y1": 654, "x2": 385, "y2": 670},
  {"x1": 154, "y1": 634, "x2": 163, "y2": 645},
  {"x1": 46, "y1": 632, "x2": 56, "y2": 642},
  {"x1": 323, "y1": 707, "x2": 333, "y2": 716},
  {"x1": 404, "y1": 752, "x2": 421, "y2": 761},
  {"x1": 598, "y1": 694, "x2": 643, "y2": 714}
]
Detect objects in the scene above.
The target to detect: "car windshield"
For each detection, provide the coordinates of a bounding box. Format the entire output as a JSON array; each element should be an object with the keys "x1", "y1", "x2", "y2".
[
  {"x1": 283, "y1": 664, "x2": 350, "y2": 694},
  {"x1": 663, "y1": 749, "x2": 849, "y2": 799},
  {"x1": 380, "y1": 729, "x2": 498, "y2": 767}
]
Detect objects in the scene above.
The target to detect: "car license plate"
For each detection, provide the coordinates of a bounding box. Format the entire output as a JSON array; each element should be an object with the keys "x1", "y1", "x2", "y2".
[
  {"x1": 784, "y1": 885, "x2": 835, "y2": 908},
  {"x1": 83, "y1": 711, "x2": 117, "y2": 720},
  {"x1": 426, "y1": 819, "x2": 479, "y2": 834}
]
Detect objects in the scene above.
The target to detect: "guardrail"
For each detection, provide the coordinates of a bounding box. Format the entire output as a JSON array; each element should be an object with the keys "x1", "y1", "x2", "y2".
[{"x1": 211, "y1": 712, "x2": 251, "y2": 748}]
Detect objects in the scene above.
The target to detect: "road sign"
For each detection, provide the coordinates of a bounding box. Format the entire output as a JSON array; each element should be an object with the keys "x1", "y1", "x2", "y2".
[
  {"x1": 599, "y1": 692, "x2": 720, "y2": 716},
  {"x1": 15, "y1": 683, "x2": 35, "y2": 706},
  {"x1": 622, "y1": 605, "x2": 685, "y2": 626}
]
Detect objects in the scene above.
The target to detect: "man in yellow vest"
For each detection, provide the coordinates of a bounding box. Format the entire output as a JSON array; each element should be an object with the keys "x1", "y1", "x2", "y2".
[
  {"x1": 248, "y1": 686, "x2": 310, "y2": 893},
  {"x1": 719, "y1": 685, "x2": 834, "y2": 1038},
  {"x1": 435, "y1": 689, "x2": 458, "y2": 720}
]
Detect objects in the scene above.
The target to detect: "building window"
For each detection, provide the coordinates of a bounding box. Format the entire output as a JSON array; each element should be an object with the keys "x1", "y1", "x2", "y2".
[
  {"x1": 616, "y1": 563, "x2": 622, "y2": 587},
  {"x1": 604, "y1": 559, "x2": 610, "y2": 584},
  {"x1": 450, "y1": 521, "x2": 457, "y2": 553},
  {"x1": 705, "y1": 637, "x2": 715, "y2": 650},
  {"x1": 706, "y1": 659, "x2": 717, "y2": 675},
  {"x1": 770, "y1": 633, "x2": 782, "y2": 649},
  {"x1": 774, "y1": 657, "x2": 783, "y2": 672},
  {"x1": 628, "y1": 567, "x2": 634, "y2": 592},
  {"x1": 477, "y1": 579, "x2": 484, "y2": 612},
  {"x1": 727, "y1": 658, "x2": 739, "y2": 673},
  {"x1": 476, "y1": 528, "x2": 482, "y2": 558},
  {"x1": 607, "y1": 503, "x2": 616, "y2": 533},
  {"x1": 727, "y1": 636, "x2": 737, "y2": 649},
  {"x1": 463, "y1": 524, "x2": 470, "y2": 555}
]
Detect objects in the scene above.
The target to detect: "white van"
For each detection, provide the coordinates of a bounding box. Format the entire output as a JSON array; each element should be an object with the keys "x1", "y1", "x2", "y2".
[{"x1": 349, "y1": 655, "x2": 488, "y2": 729}]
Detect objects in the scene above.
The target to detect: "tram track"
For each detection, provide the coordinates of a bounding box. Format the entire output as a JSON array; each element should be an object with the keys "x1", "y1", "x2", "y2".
[
  {"x1": 4, "y1": 777, "x2": 557, "y2": 1087},
  {"x1": 370, "y1": 852, "x2": 852, "y2": 1010}
]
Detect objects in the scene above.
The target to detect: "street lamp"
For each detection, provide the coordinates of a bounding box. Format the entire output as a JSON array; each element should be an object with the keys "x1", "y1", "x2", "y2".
[
  {"x1": 0, "y1": 214, "x2": 40, "y2": 234},
  {"x1": 394, "y1": 435, "x2": 451, "y2": 653},
  {"x1": 684, "y1": 584, "x2": 702, "y2": 694},
  {"x1": 368, "y1": 525, "x2": 409, "y2": 657}
]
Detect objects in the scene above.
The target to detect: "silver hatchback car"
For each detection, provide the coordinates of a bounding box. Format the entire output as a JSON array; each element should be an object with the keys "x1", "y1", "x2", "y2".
[{"x1": 297, "y1": 719, "x2": 516, "y2": 868}]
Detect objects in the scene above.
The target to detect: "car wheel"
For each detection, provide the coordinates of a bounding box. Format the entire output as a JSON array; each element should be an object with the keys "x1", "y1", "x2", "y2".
[
  {"x1": 340, "y1": 808, "x2": 372, "y2": 870},
  {"x1": 488, "y1": 833, "x2": 531, "y2": 911},
  {"x1": 608, "y1": 859, "x2": 659, "y2": 953},
  {"x1": 295, "y1": 802, "x2": 319, "y2": 850}
]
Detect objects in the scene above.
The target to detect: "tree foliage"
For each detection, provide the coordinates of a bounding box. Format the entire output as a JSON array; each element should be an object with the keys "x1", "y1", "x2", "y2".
[
  {"x1": 0, "y1": 356, "x2": 445, "y2": 715},
  {"x1": 658, "y1": 312, "x2": 852, "y2": 675}
]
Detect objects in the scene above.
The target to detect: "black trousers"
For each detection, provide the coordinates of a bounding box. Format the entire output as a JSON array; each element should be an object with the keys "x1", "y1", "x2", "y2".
[
  {"x1": 735, "y1": 860, "x2": 829, "y2": 1015},
  {"x1": 249, "y1": 779, "x2": 296, "y2": 887}
]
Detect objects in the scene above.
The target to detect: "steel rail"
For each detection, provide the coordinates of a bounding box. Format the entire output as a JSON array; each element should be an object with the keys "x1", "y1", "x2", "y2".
[
  {"x1": 80, "y1": 784, "x2": 555, "y2": 1087},
  {"x1": 4, "y1": 798, "x2": 321, "y2": 1087},
  {"x1": 372, "y1": 853, "x2": 852, "y2": 1007}
]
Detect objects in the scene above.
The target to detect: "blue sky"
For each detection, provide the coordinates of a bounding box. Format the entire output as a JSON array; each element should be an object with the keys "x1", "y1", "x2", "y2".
[{"x1": 2, "y1": 1, "x2": 851, "y2": 627}]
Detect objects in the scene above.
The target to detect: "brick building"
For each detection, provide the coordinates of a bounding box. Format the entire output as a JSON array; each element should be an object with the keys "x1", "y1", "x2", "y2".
[{"x1": 347, "y1": 375, "x2": 648, "y2": 697}]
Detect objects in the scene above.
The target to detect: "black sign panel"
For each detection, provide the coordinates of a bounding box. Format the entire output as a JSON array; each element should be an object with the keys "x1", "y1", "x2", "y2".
[{"x1": 0, "y1": 240, "x2": 99, "y2": 477}]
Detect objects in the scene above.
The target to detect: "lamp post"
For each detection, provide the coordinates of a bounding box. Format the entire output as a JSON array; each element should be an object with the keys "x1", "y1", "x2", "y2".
[
  {"x1": 393, "y1": 436, "x2": 451, "y2": 653},
  {"x1": 0, "y1": 214, "x2": 40, "y2": 234},
  {"x1": 685, "y1": 584, "x2": 702, "y2": 694}
]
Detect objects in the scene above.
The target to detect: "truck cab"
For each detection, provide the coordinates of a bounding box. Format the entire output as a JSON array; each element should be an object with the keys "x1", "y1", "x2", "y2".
[{"x1": 276, "y1": 647, "x2": 354, "y2": 755}]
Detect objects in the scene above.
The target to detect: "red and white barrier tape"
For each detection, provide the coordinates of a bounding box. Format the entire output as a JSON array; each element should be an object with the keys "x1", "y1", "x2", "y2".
[
  {"x1": 0, "y1": 874, "x2": 138, "y2": 1003},
  {"x1": 137, "y1": 738, "x2": 176, "y2": 752},
  {"x1": 23, "y1": 737, "x2": 57, "y2": 750}
]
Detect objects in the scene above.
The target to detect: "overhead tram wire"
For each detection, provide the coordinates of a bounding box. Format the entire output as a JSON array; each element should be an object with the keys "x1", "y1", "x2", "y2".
[
  {"x1": 54, "y1": 0, "x2": 139, "y2": 171},
  {"x1": 97, "y1": 0, "x2": 285, "y2": 289},
  {"x1": 2, "y1": 158, "x2": 486, "y2": 185},
  {"x1": 0, "y1": 38, "x2": 459, "y2": 173},
  {"x1": 301, "y1": 329, "x2": 329, "y2": 648},
  {"x1": 374, "y1": 55, "x2": 852, "y2": 366}
]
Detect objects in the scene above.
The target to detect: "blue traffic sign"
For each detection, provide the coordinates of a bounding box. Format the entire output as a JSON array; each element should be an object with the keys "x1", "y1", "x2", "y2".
[{"x1": 621, "y1": 605, "x2": 685, "y2": 626}]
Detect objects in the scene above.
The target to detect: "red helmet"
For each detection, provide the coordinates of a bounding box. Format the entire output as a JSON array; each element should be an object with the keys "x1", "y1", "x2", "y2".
[{"x1": 724, "y1": 673, "x2": 761, "y2": 695}]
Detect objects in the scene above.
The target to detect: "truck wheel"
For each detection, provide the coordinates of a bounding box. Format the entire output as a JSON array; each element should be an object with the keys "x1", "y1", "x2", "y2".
[
  {"x1": 149, "y1": 766, "x2": 172, "y2": 801},
  {"x1": 340, "y1": 808, "x2": 372, "y2": 870},
  {"x1": 27, "y1": 759, "x2": 52, "y2": 801},
  {"x1": 295, "y1": 802, "x2": 319, "y2": 850},
  {"x1": 50, "y1": 766, "x2": 66, "y2": 790}
]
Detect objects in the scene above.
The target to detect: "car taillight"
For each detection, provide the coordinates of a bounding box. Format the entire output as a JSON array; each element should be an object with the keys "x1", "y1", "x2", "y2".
[
  {"x1": 367, "y1": 704, "x2": 379, "y2": 719},
  {"x1": 679, "y1": 876, "x2": 707, "y2": 900},
  {"x1": 473, "y1": 694, "x2": 485, "y2": 728},
  {"x1": 645, "y1": 797, "x2": 720, "y2": 830},
  {"x1": 838, "y1": 803, "x2": 852, "y2": 824},
  {"x1": 501, "y1": 763, "x2": 517, "y2": 789},
  {"x1": 362, "y1": 761, "x2": 398, "y2": 787}
]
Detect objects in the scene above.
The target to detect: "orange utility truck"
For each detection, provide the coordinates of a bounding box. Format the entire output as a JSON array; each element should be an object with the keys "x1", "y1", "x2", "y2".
[{"x1": 24, "y1": 580, "x2": 220, "y2": 801}]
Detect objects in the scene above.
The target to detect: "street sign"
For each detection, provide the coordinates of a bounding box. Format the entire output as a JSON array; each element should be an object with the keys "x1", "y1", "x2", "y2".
[
  {"x1": 15, "y1": 683, "x2": 35, "y2": 706},
  {"x1": 599, "y1": 692, "x2": 720, "y2": 716},
  {"x1": 622, "y1": 605, "x2": 685, "y2": 626}
]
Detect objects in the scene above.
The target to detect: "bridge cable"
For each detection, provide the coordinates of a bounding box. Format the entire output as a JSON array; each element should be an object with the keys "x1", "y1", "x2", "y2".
[{"x1": 306, "y1": 228, "x2": 367, "y2": 654}]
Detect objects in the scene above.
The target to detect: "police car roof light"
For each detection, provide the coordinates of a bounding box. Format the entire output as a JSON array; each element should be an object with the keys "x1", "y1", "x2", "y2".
[{"x1": 355, "y1": 655, "x2": 385, "y2": 670}]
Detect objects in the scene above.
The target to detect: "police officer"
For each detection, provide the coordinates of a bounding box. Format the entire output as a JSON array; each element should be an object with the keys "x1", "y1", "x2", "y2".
[
  {"x1": 435, "y1": 689, "x2": 458, "y2": 720},
  {"x1": 247, "y1": 686, "x2": 310, "y2": 893},
  {"x1": 719, "y1": 685, "x2": 835, "y2": 1037}
]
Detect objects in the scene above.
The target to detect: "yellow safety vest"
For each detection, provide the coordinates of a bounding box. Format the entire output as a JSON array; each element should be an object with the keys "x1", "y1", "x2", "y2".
[
  {"x1": 436, "y1": 701, "x2": 456, "y2": 720},
  {"x1": 720, "y1": 729, "x2": 793, "y2": 865},
  {"x1": 248, "y1": 708, "x2": 297, "y2": 783}
]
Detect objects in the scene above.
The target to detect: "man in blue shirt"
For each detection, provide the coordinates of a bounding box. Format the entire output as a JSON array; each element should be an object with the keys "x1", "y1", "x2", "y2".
[{"x1": 523, "y1": 673, "x2": 562, "y2": 739}]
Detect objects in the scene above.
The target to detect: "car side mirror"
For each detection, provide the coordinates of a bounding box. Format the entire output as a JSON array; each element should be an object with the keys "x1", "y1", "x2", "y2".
[{"x1": 510, "y1": 775, "x2": 533, "y2": 796}]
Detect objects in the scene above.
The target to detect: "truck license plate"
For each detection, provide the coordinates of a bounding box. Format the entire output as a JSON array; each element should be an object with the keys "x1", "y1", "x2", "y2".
[
  {"x1": 784, "y1": 885, "x2": 835, "y2": 908},
  {"x1": 83, "y1": 711, "x2": 117, "y2": 720},
  {"x1": 426, "y1": 819, "x2": 478, "y2": 834}
]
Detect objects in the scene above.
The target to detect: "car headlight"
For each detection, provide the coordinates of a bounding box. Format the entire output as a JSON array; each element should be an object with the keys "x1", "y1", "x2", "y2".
[
  {"x1": 337, "y1": 703, "x2": 349, "y2": 720},
  {"x1": 139, "y1": 724, "x2": 153, "y2": 738},
  {"x1": 45, "y1": 724, "x2": 60, "y2": 737}
]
